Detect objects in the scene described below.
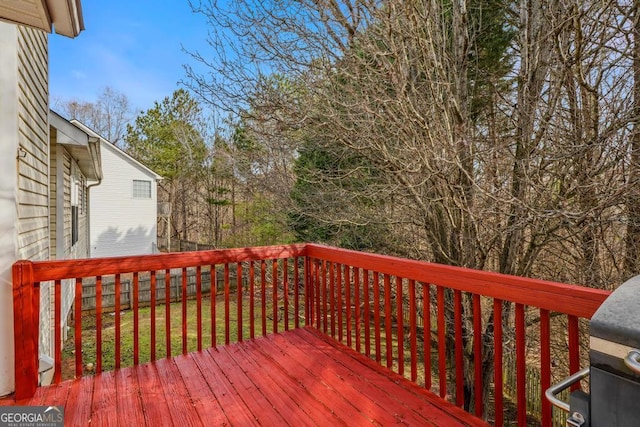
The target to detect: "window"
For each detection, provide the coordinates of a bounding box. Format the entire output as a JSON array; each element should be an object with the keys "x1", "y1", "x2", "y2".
[
  {"x1": 71, "y1": 179, "x2": 79, "y2": 246},
  {"x1": 133, "y1": 180, "x2": 152, "y2": 199}
]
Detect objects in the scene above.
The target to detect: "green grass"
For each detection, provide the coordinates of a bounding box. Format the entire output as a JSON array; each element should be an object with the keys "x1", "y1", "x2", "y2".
[{"x1": 62, "y1": 292, "x2": 298, "y2": 380}]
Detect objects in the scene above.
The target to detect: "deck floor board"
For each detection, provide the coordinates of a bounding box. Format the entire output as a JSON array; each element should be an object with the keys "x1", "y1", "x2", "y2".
[{"x1": 2, "y1": 327, "x2": 487, "y2": 426}]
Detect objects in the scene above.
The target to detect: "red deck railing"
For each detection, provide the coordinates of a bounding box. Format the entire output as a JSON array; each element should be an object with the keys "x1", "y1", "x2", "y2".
[{"x1": 12, "y1": 243, "x2": 610, "y2": 425}]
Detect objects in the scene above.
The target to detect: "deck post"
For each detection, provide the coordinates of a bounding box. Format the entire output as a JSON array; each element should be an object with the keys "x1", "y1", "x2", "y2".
[
  {"x1": 304, "y1": 256, "x2": 310, "y2": 326},
  {"x1": 12, "y1": 260, "x2": 39, "y2": 399}
]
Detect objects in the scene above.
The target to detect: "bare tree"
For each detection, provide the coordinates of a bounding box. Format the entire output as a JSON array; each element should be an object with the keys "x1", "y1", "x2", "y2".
[{"x1": 56, "y1": 86, "x2": 133, "y2": 148}]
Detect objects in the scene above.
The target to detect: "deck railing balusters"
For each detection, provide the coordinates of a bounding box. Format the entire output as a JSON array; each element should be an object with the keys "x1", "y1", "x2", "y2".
[
  {"x1": 114, "y1": 274, "x2": 121, "y2": 369},
  {"x1": 224, "y1": 263, "x2": 230, "y2": 345},
  {"x1": 150, "y1": 270, "x2": 157, "y2": 362},
  {"x1": 75, "y1": 277, "x2": 83, "y2": 377},
  {"x1": 197, "y1": 266, "x2": 202, "y2": 351},
  {"x1": 11, "y1": 241, "x2": 610, "y2": 426},
  {"x1": 237, "y1": 262, "x2": 243, "y2": 342},
  {"x1": 96, "y1": 275, "x2": 102, "y2": 373},
  {"x1": 54, "y1": 279, "x2": 62, "y2": 383}
]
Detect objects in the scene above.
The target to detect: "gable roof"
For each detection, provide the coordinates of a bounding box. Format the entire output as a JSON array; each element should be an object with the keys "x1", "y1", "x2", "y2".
[
  {"x1": 0, "y1": 0, "x2": 84, "y2": 38},
  {"x1": 70, "y1": 119, "x2": 163, "y2": 181},
  {"x1": 50, "y1": 110, "x2": 102, "y2": 180}
]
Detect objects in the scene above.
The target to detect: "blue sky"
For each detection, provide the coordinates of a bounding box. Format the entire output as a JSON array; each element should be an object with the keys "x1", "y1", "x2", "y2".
[{"x1": 49, "y1": 1, "x2": 211, "y2": 112}]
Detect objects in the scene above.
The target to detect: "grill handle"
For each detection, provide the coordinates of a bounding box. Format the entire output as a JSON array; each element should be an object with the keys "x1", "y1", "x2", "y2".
[
  {"x1": 544, "y1": 367, "x2": 590, "y2": 412},
  {"x1": 624, "y1": 349, "x2": 640, "y2": 374}
]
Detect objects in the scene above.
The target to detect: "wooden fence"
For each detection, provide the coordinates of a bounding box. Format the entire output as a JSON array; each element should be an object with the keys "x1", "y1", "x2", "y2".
[
  {"x1": 79, "y1": 269, "x2": 241, "y2": 312},
  {"x1": 157, "y1": 237, "x2": 215, "y2": 253}
]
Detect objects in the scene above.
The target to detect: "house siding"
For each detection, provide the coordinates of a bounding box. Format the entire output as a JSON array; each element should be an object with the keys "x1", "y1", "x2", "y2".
[
  {"x1": 90, "y1": 141, "x2": 158, "y2": 258},
  {"x1": 16, "y1": 26, "x2": 49, "y2": 264},
  {"x1": 17, "y1": 25, "x2": 52, "y2": 369},
  {"x1": 49, "y1": 135, "x2": 57, "y2": 259},
  {"x1": 0, "y1": 23, "x2": 49, "y2": 396}
]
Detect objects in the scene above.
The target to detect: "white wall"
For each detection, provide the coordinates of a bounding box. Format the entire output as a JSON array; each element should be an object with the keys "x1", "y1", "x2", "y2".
[{"x1": 90, "y1": 141, "x2": 158, "y2": 258}]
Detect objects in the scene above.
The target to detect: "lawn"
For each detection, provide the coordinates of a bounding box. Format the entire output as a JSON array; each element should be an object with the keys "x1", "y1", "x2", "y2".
[{"x1": 62, "y1": 291, "x2": 298, "y2": 380}]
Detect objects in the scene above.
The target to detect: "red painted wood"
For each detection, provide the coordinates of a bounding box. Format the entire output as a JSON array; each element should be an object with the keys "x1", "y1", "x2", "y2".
[
  {"x1": 54, "y1": 280, "x2": 61, "y2": 383},
  {"x1": 191, "y1": 349, "x2": 257, "y2": 425},
  {"x1": 568, "y1": 315, "x2": 580, "y2": 391},
  {"x1": 336, "y1": 263, "x2": 343, "y2": 343},
  {"x1": 454, "y1": 289, "x2": 463, "y2": 407},
  {"x1": 540, "y1": 309, "x2": 551, "y2": 427},
  {"x1": 96, "y1": 275, "x2": 103, "y2": 373},
  {"x1": 384, "y1": 274, "x2": 392, "y2": 369},
  {"x1": 312, "y1": 259, "x2": 318, "y2": 329},
  {"x1": 114, "y1": 274, "x2": 121, "y2": 369},
  {"x1": 224, "y1": 263, "x2": 230, "y2": 345},
  {"x1": 211, "y1": 265, "x2": 217, "y2": 347},
  {"x1": 250, "y1": 261, "x2": 255, "y2": 338},
  {"x1": 234, "y1": 341, "x2": 340, "y2": 424},
  {"x1": 305, "y1": 244, "x2": 609, "y2": 318},
  {"x1": 516, "y1": 303, "x2": 526, "y2": 426},
  {"x1": 115, "y1": 367, "x2": 146, "y2": 425},
  {"x1": 134, "y1": 272, "x2": 140, "y2": 365},
  {"x1": 473, "y1": 293, "x2": 482, "y2": 418},
  {"x1": 354, "y1": 267, "x2": 361, "y2": 353},
  {"x1": 75, "y1": 277, "x2": 83, "y2": 377},
  {"x1": 64, "y1": 376, "x2": 94, "y2": 426},
  {"x1": 321, "y1": 260, "x2": 327, "y2": 334},
  {"x1": 90, "y1": 370, "x2": 117, "y2": 424},
  {"x1": 197, "y1": 266, "x2": 202, "y2": 350},
  {"x1": 408, "y1": 279, "x2": 417, "y2": 382},
  {"x1": 329, "y1": 260, "x2": 335, "y2": 337},
  {"x1": 164, "y1": 269, "x2": 171, "y2": 358},
  {"x1": 262, "y1": 260, "x2": 267, "y2": 336},
  {"x1": 257, "y1": 335, "x2": 369, "y2": 425},
  {"x1": 304, "y1": 257, "x2": 310, "y2": 326},
  {"x1": 373, "y1": 271, "x2": 381, "y2": 364},
  {"x1": 30, "y1": 244, "x2": 308, "y2": 281},
  {"x1": 182, "y1": 267, "x2": 188, "y2": 354},
  {"x1": 279, "y1": 332, "x2": 433, "y2": 426},
  {"x1": 237, "y1": 262, "x2": 243, "y2": 342},
  {"x1": 154, "y1": 358, "x2": 204, "y2": 426},
  {"x1": 363, "y1": 269, "x2": 371, "y2": 357},
  {"x1": 173, "y1": 353, "x2": 230, "y2": 425},
  {"x1": 437, "y1": 286, "x2": 446, "y2": 398},
  {"x1": 283, "y1": 258, "x2": 289, "y2": 331},
  {"x1": 150, "y1": 271, "x2": 158, "y2": 362},
  {"x1": 273, "y1": 259, "x2": 279, "y2": 334},
  {"x1": 304, "y1": 328, "x2": 488, "y2": 426},
  {"x1": 115, "y1": 274, "x2": 121, "y2": 370},
  {"x1": 39, "y1": 378, "x2": 72, "y2": 410},
  {"x1": 493, "y1": 299, "x2": 504, "y2": 427},
  {"x1": 211, "y1": 346, "x2": 290, "y2": 425},
  {"x1": 221, "y1": 343, "x2": 316, "y2": 425},
  {"x1": 396, "y1": 276, "x2": 404, "y2": 376},
  {"x1": 294, "y1": 258, "x2": 300, "y2": 329},
  {"x1": 423, "y1": 283, "x2": 431, "y2": 390},
  {"x1": 136, "y1": 363, "x2": 173, "y2": 424},
  {"x1": 8, "y1": 327, "x2": 489, "y2": 426},
  {"x1": 345, "y1": 266, "x2": 352, "y2": 347}
]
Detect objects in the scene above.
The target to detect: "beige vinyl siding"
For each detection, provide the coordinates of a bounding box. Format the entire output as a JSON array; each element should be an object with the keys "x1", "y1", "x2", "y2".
[
  {"x1": 13, "y1": 26, "x2": 51, "y2": 363},
  {"x1": 62, "y1": 149, "x2": 71, "y2": 256},
  {"x1": 16, "y1": 26, "x2": 48, "y2": 263},
  {"x1": 49, "y1": 135, "x2": 57, "y2": 259}
]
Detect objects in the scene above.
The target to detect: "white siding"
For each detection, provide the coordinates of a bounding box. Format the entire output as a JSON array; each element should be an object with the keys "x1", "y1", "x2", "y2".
[
  {"x1": 0, "y1": 22, "x2": 49, "y2": 396},
  {"x1": 90, "y1": 141, "x2": 158, "y2": 258}
]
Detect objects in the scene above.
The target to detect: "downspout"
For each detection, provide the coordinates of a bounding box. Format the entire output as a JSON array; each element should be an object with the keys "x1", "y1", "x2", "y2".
[{"x1": 86, "y1": 137, "x2": 102, "y2": 258}]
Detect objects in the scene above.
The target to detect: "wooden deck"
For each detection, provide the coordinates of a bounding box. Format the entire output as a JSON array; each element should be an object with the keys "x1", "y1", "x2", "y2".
[{"x1": 3, "y1": 327, "x2": 485, "y2": 426}]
